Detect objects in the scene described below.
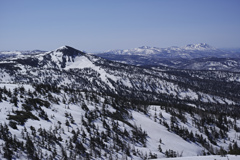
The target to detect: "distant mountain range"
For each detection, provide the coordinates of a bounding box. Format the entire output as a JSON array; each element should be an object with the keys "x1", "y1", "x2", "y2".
[
  {"x1": 97, "y1": 43, "x2": 240, "y2": 58},
  {"x1": 0, "y1": 50, "x2": 46, "y2": 59},
  {"x1": 95, "y1": 43, "x2": 240, "y2": 72},
  {"x1": 1, "y1": 43, "x2": 240, "y2": 72}
]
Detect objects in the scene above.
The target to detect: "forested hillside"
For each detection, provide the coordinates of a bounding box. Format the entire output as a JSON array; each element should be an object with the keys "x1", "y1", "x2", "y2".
[{"x1": 0, "y1": 46, "x2": 239, "y2": 159}]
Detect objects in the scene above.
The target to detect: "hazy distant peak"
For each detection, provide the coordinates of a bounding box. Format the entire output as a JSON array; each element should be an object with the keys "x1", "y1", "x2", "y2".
[
  {"x1": 97, "y1": 43, "x2": 237, "y2": 59},
  {"x1": 183, "y1": 43, "x2": 216, "y2": 50},
  {"x1": 138, "y1": 46, "x2": 153, "y2": 49}
]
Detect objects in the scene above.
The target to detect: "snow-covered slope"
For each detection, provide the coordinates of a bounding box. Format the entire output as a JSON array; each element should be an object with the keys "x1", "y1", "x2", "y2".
[
  {"x1": 0, "y1": 45, "x2": 240, "y2": 159},
  {"x1": 0, "y1": 82, "x2": 240, "y2": 159},
  {"x1": 0, "y1": 82, "x2": 239, "y2": 159},
  {"x1": 157, "y1": 155, "x2": 239, "y2": 160}
]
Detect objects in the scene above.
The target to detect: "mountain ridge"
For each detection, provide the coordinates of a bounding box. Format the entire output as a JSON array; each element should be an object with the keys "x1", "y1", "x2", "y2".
[
  {"x1": 95, "y1": 43, "x2": 240, "y2": 72},
  {"x1": 99, "y1": 43, "x2": 221, "y2": 57}
]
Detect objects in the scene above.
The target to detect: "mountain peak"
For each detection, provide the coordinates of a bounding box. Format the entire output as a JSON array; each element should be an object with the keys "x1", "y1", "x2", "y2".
[
  {"x1": 54, "y1": 45, "x2": 86, "y2": 57},
  {"x1": 184, "y1": 43, "x2": 215, "y2": 50},
  {"x1": 55, "y1": 45, "x2": 77, "y2": 52},
  {"x1": 56, "y1": 45, "x2": 68, "y2": 51},
  {"x1": 138, "y1": 46, "x2": 152, "y2": 49}
]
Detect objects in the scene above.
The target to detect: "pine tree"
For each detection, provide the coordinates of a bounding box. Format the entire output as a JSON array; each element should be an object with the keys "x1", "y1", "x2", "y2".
[
  {"x1": 158, "y1": 145, "x2": 162, "y2": 152},
  {"x1": 219, "y1": 146, "x2": 227, "y2": 157},
  {"x1": 3, "y1": 141, "x2": 13, "y2": 160},
  {"x1": 26, "y1": 136, "x2": 35, "y2": 159}
]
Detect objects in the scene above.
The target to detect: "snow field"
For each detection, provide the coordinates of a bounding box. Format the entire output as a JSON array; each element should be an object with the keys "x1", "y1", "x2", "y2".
[{"x1": 155, "y1": 155, "x2": 239, "y2": 160}]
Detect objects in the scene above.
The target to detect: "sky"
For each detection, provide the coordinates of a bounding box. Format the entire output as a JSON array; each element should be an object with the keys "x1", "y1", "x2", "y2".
[{"x1": 0, "y1": 0, "x2": 240, "y2": 52}]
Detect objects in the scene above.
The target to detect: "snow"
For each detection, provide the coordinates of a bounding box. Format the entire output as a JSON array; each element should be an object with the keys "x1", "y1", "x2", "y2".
[
  {"x1": 131, "y1": 105, "x2": 240, "y2": 159},
  {"x1": 183, "y1": 43, "x2": 215, "y2": 51},
  {"x1": 0, "y1": 83, "x2": 34, "y2": 92},
  {"x1": 65, "y1": 56, "x2": 92, "y2": 69},
  {"x1": 132, "y1": 109, "x2": 203, "y2": 158},
  {"x1": 56, "y1": 46, "x2": 68, "y2": 51},
  {"x1": 178, "y1": 89, "x2": 198, "y2": 101},
  {"x1": 0, "y1": 51, "x2": 22, "y2": 55},
  {"x1": 0, "y1": 71, "x2": 12, "y2": 83},
  {"x1": 0, "y1": 45, "x2": 240, "y2": 159},
  {"x1": 64, "y1": 55, "x2": 116, "y2": 90},
  {"x1": 0, "y1": 81, "x2": 239, "y2": 159},
  {"x1": 154, "y1": 155, "x2": 239, "y2": 160},
  {"x1": 100, "y1": 43, "x2": 217, "y2": 56},
  {"x1": 50, "y1": 51, "x2": 63, "y2": 68}
]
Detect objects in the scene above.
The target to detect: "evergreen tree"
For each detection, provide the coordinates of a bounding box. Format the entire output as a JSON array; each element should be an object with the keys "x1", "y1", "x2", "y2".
[
  {"x1": 3, "y1": 141, "x2": 13, "y2": 160},
  {"x1": 26, "y1": 136, "x2": 35, "y2": 159}
]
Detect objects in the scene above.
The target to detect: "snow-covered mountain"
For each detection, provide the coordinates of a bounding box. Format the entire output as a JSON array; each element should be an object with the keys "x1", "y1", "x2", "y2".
[
  {"x1": 0, "y1": 50, "x2": 46, "y2": 60},
  {"x1": 0, "y1": 46, "x2": 240, "y2": 159},
  {"x1": 98, "y1": 43, "x2": 232, "y2": 59},
  {"x1": 96, "y1": 43, "x2": 240, "y2": 72},
  {"x1": 183, "y1": 43, "x2": 215, "y2": 50}
]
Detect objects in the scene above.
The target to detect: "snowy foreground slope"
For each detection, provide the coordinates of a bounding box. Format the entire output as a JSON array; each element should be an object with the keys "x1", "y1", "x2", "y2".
[
  {"x1": 0, "y1": 83, "x2": 240, "y2": 160},
  {"x1": 0, "y1": 46, "x2": 239, "y2": 159},
  {"x1": 158, "y1": 155, "x2": 239, "y2": 160}
]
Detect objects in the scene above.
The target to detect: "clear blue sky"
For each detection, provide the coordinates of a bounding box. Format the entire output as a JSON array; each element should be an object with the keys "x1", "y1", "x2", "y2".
[{"x1": 0, "y1": 0, "x2": 240, "y2": 52}]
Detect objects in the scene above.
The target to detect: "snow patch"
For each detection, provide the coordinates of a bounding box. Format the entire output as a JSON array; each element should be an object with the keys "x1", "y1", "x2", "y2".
[{"x1": 65, "y1": 56, "x2": 116, "y2": 89}]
